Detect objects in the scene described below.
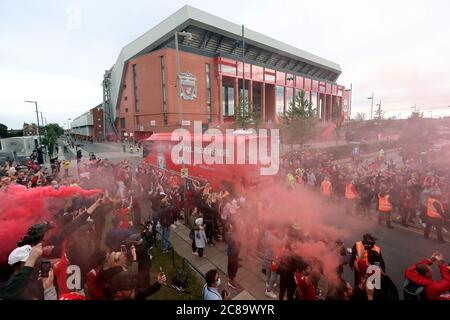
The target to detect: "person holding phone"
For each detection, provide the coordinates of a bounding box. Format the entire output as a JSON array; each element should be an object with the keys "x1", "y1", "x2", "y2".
[{"x1": 1, "y1": 243, "x2": 56, "y2": 300}]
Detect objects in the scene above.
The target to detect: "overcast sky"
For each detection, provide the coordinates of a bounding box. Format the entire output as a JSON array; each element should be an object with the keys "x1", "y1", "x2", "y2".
[{"x1": 1, "y1": 0, "x2": 450, "y2": 128}]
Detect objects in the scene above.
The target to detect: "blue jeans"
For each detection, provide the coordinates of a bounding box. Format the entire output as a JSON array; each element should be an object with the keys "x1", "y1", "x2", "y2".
[
  {"x1": 161, "y1": 227, "x2": 170, "y2": 251},
  {"x1": 264, "y1": 259, "x2": 278, "y2": 292}
]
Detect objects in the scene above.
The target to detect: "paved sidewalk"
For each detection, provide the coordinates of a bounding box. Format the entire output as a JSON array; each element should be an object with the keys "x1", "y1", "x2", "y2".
[{"x1": 169, "y1": 224, "x2": 275, "y2": 300}]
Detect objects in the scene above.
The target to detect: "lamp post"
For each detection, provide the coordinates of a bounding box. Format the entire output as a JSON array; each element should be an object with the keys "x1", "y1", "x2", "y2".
[
  {"x1": 368, "y1": 93, "x2": 374, "y2": 120},
  {"x1": 174, "y1": 30, "x2": 193, "y2": 127},
  {"x1": 174, "y1": 30, "x2": 193, "y2": 224},
  {"x1": 24, "y1": 100, "x2": 41, "y2": 146},
  {"x1": 40, "y1": 112, "x2": 47, "y2": 136}
]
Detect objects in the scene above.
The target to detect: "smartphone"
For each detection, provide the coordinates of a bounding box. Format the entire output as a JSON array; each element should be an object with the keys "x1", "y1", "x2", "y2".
[{"x1": 40, "y1": 260, "x2": 51, "y2": 278}]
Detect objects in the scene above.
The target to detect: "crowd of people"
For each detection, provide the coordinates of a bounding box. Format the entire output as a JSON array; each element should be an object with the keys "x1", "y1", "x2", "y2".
[
  {"x1": 0, "y1": 140, "x2": 449, "y2": 301},
  {"x1": 280, "y1": 147, "x2": 450, "y2": 241}
]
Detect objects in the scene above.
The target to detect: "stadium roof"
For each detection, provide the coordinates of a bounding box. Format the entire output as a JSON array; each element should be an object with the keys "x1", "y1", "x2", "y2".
[{"x1": 108, "y1": 5, "x2": 342, "y2": 112}]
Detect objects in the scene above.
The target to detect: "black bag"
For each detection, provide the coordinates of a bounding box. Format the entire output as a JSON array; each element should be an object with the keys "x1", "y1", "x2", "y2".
[
  {"x1": 403, "y1": 279, "x2": 424, "y2": 300},
  {"x1": 172, "y1": 269, "x2": 188, "y2": 288}
]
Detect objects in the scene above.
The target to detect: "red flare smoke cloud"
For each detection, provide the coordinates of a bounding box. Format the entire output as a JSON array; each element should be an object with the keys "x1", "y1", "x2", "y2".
[{"x1": 0, "y1": 185, "x2": 102, "y2": 263}]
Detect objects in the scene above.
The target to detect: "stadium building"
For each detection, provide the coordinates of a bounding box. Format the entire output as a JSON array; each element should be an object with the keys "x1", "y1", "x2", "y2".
[{"x1": 102, "y1": 5, "x2": 351, "y2": 141}]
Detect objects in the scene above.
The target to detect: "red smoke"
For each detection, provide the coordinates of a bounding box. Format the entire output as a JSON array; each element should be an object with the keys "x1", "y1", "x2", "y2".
[
  {"x1": 240, "y1": 184, "x2": 350, "y2": 290},
  {"x1": 0, "y1": 185, "x2": 102, "y2": 263}
]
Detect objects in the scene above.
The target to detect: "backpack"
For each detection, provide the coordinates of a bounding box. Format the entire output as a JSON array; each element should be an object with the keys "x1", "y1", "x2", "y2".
[{"x1": 403, "y1": 279, "x2": 424, "y2": 300}]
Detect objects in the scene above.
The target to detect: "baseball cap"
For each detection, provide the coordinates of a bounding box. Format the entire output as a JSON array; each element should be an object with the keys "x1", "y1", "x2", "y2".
[{"x1": 8, "y1": 245, "x2": 32, "y2": 266}]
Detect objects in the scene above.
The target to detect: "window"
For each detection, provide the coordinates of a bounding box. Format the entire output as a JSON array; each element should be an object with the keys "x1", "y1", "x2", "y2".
[
  {"x1": 252, "y1": 65, "x2": 264, "y2": 82},
  {"x1": 120, "y1": 118, "x2": 126, "y2": 129},
  {"x1": 286, "y1": 87, "x2": 294, "y2": 111},
  {"x1": 125, "y1": 108, "x2": 128, "y2": 113},
  {"x1": 206, "y1": 64, "x2": 211, "y2": 123},
  {"x1": 124, "y1": 96, "x2": 127, "y2": 101},
  {"x1": 221, "y1": 64, "x2": 237, "y2": 76},
  {"x1": 276, "y1": 86, "x2": 284, "y2": 116},
  {"x1": 264, "y1": 69, "x2": 275, "y2": 83},
  {"x1": 160, "y1": 57, "x2": 168, "y2": 125},
  {"x1": 311, "y1": 92, "x2": 318, "y2": 117},
  {"x1": 132, "y1": 64, "x2": 139, "y2": 112},
  {"x1": 276, "y1": 71, "x2": 286, "y2": 85},
  {"x1": 222, "y1": 85, "x2": 235, "y2": 116}
]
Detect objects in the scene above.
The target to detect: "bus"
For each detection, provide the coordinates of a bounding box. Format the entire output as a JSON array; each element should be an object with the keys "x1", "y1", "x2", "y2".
[{"x1": 142, "y1": 130, "x2": 276, "y2": 194}]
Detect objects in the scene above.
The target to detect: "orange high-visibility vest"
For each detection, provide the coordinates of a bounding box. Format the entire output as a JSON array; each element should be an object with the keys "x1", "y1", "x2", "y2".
[
  {"x1": 378, "y1": 194, "x2": 393, "y2": 212},
  {"x1": 427, "y1": 197, "x2": 443, "y2": 218},
  {"x1": 321, "y1": 180, "x2": 332, "y2": 196},
  {"x1": 354, "y1": 241, "x2": 381, "y2": 271},
  {"x1": 345, "y1": 183, "x2": 357, "y2": 199}
]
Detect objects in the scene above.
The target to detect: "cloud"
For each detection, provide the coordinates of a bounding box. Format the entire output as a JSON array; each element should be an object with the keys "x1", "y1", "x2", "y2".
[{"x1": 1, "y1": 0, "x2": 449, "y2": 127}]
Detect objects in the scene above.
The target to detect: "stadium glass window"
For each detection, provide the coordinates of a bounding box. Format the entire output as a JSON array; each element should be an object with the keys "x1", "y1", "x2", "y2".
[
  {"x1": 160, "y1": 57, "x2": 168, "y2": 125},
  {"x1": 206, "y1": 64, "x2": 212, "y2": 123},
  {"x1": 276, "y1": 85, "x2": 285, "y2": 116},
  {"x1": 286, "y1": 87, "x2": 294, "y2": 111},
  {"x1": 132, "y1": 64, "x2": 139, "y2": 112},
  {"x1": 222, "y1": 85, "x2": 235, "y2": 116}
]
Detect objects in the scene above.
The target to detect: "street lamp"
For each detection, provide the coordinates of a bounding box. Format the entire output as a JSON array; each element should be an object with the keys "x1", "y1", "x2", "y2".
[
  {"x1": 174, "y1": 30, "x2": 193, "y2": 127},
  {"x1": 174, "y1": 30, "x2": 193, "y2": 224},
  {"x1": 24, "y1": 100, "x2": 41, "y2": 146},
  {"x1": 368, "y1": 93, "x2": 374, "y2": 120},
  {"x1": 40, "y1": 112, "x2": 47, "y2": 135}
]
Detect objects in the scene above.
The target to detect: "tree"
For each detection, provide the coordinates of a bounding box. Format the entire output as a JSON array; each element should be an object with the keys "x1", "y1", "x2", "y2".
[
  {"x1": 332, "y1": 99, "x2": 343, "y2": 145},
  {"x1": 0, "y1": 123, "x2": 7, "y2": 138},
  {"x1": 234, "y1": 96, "x2": 260, "y2": 129},
  {"x1": 374, "y1": 107, "x2": 385, "y2": 120},
  {"x1": 43, "y1": 123, "x2": 64, "y2": 156},
  {"x1": 409, "y1": 111, "x2": 423, "y2": 121},
  {"x1": 354, "y1": 112, "x2": 366, "y2": 121},
  {"x1": 46, "y1": 123, "x2": 65, "y2": 137},
  {"x1": 281, "y1": 90, "x2": 317, "y2": 150}
]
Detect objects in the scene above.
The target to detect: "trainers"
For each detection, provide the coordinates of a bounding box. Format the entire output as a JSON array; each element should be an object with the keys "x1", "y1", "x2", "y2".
[
  {"x1": 265, "y1": 290, "x2": 277, "y2": 299},
  {"x1": 192, "y1": 251, "x2": 199, "y2": 256},
  {"x1": 227, "y1": 281, "x2": 238, "y2": 289}
]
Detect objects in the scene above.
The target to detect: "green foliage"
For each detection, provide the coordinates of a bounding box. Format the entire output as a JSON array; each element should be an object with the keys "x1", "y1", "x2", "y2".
[
  {"x1": 374, "y1": 107, "x2": 385, "y2": 120},
  {"x1": 234, "y1": 96, "x2": 260, "y2": 129},
  {"x1": 354, "y1": 112, "x2": 366, "y2": 121},
  {"x1": 0, "y1": 123, "x2": 7, "y2": 138},
  {"x1": 281, "y1": 90, "x2": 317, "y2": 147},
  {"x1": 42, "y1": 123, "x2": 64, "y2": 148},
  {"x1": 332, "y1": 99, "x2": 343, "y2": 127},
  {"x1": 46, "y1": 123, "x2": 65, "y2": 137},
  {"x1": 409, "y1": 111, "x2": 423, "y2": 120}
]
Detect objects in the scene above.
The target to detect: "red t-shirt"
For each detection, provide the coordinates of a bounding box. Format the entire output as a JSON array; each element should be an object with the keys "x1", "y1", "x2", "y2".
[
  {"x1": 294, "y1": 272, "x2": 316, "y2": 300},
  {"x1": 86, "y1": 267, "x2": 106, "y2": 300},
  {"x1": 53, "y1": 241, "x2": 69, "y2": 295}
]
